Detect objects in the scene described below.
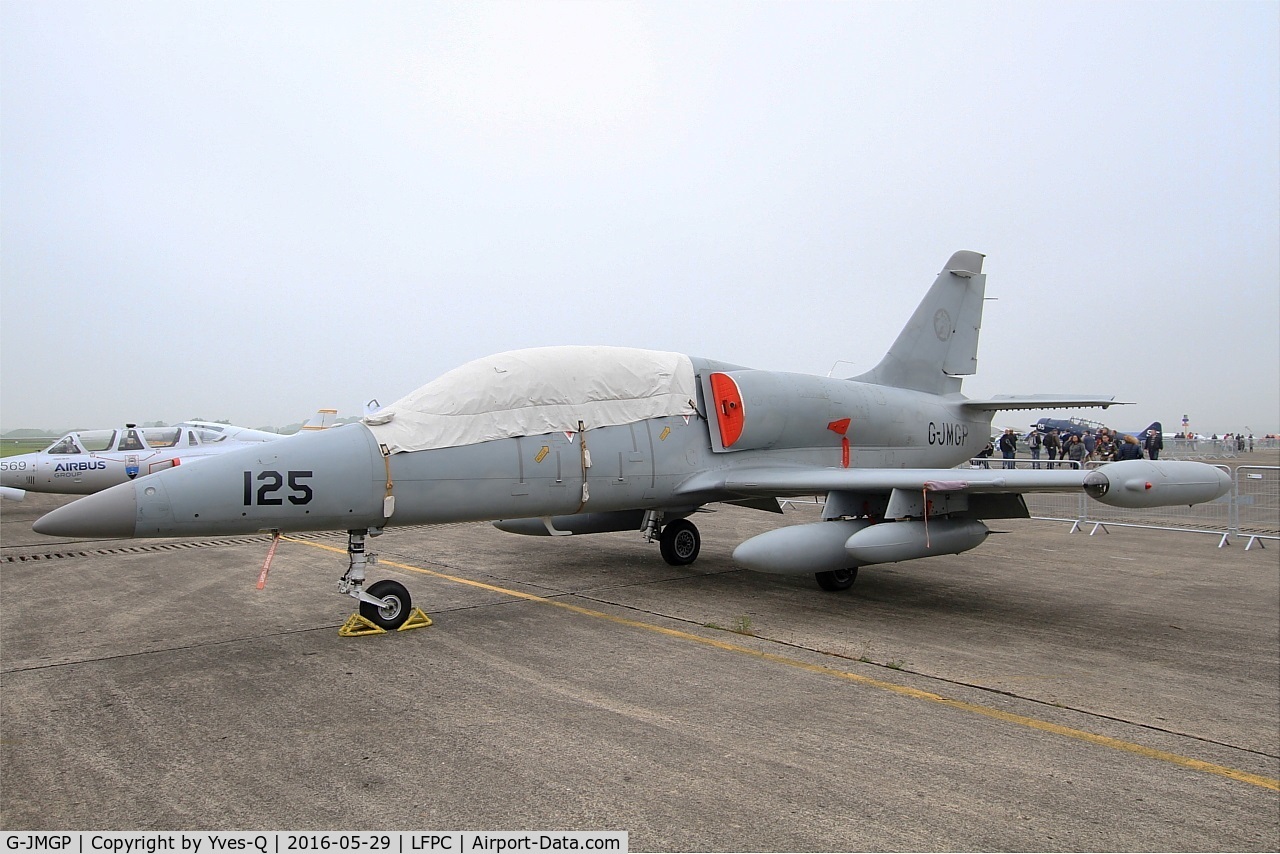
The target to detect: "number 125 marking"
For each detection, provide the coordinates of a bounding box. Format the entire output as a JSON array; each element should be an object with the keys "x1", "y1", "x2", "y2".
[{"x1": 243, "y1": 470, "x2": 314, "y2": 505}]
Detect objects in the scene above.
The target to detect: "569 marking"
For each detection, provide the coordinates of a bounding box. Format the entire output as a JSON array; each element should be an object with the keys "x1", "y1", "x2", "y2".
[{"x1": 243, "y1": 470, "x2": 314, "y2": 506}]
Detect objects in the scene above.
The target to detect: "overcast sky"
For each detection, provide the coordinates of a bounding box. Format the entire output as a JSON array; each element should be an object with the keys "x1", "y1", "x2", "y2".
[{"x1": 2, "y1": 1, "x2": 1277, "y2": 437}]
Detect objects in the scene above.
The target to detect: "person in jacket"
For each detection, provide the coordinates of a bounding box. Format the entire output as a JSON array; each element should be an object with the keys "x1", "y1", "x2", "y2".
[
  {"x1": 1066, "y1": 434, "x2": 1088, "y2": 464},
  {"x1": 975, "y1": 440, "x2": 994, "y2": 469},
  {"x1": 1116, "y1": 434, "x2": 1144, "y2": 460},
  {"x1": 1144, "y1": 429, "x2": 1163, "y2": 460},
  {"x1": 998, "y1": 428, "x2": 1018, "y2": 469},
  {"x1": 1042, "y1": 428, "x2": 1060, "y2": 469}
]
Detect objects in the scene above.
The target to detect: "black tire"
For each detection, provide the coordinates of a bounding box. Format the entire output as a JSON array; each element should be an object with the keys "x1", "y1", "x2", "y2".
[
  {"x1": 815, "y1": 568, "x2": 858, "y2": 592},
  {"x1": 360, "y1": 579, "x2": 412, "y2": 630},
  {"x1": 659, "y1": 519, "x2": 701, "y2": 566}
]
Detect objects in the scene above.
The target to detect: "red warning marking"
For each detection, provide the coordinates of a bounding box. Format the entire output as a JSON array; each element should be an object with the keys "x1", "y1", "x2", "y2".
[
  {"x1": 709, "y1": 373, "x2": 745, "y2": 448},
  {"x1": 828, "y1": 418, "x2": 852, "y2": 467}
]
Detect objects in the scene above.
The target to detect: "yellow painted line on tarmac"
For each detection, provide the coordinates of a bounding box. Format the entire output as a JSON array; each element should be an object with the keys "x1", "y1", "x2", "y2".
[{"x1": 285, "y1": 536, "x2": 1280, "y2": 792}]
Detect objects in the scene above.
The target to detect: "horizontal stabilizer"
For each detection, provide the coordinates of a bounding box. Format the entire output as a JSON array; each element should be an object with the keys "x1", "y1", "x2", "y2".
[{"x1": 961, "y1": 395, "x2": 1127, "y2": 412}]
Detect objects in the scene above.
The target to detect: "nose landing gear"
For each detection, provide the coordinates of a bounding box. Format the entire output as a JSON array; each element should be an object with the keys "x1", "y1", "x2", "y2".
[{"x1": 337, "y1": 529, "x2": 431, "y2": 635}]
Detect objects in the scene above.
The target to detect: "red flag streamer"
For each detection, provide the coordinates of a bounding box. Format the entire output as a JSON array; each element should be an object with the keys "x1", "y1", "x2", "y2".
[
  {"x1": 922, "y1": 487, "x2": 930, "y2": 549},
  {"x1": 256, "y1": 531, "x2": 281, "y2": 590},
  {"x1": 919, "y1": 481, "x2": 968, "y2": 550}
]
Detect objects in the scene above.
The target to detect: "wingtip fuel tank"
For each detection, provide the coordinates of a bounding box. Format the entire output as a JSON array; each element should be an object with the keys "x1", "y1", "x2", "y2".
[{"x1": 1084, "y1": 460, "x2": 1231, "y2": 509}]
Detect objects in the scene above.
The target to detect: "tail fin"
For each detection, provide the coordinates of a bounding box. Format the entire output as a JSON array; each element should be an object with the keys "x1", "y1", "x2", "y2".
[
  {"x1": 300, "y1": 408, "x2": 338, "y2": 430},
  {"x1": 852, "y1": 250, "x2": 986, "y2": 395},
  {"x1": 1118, "y1": 421, "x2": 1163, "y2": 442}
]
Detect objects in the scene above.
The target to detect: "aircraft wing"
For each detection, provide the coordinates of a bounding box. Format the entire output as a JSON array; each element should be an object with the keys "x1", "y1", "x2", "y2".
[
  {"x1": 677, "y1": 465, "x2": 1094, "y2": 499},
  {"x1": 960, "y1": 395, "x2": 1127, "y2": 411},
  {"x1": 675, "y1": 459, "x2": 1229, "y2": 510}
]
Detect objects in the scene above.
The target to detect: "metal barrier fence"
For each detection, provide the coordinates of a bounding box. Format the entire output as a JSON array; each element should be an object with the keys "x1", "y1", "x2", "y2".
[
  {"x1": 1163, "y1": 436, "x2": 1280, "y2": 460},
  {"x1": 1163, "y1": 437, "x2": 1237, "y2": 459},
  {"x1": 1233, "y1": 466, "x2": 1280, "y2": 549},
  {"x1": 976, "y1": 458, "x2": 1280, "y2": 549}
]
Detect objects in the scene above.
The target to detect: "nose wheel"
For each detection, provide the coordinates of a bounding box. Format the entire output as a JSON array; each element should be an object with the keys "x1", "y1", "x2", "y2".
[{"x1": 360, "y1": 579, "x2": 412, "y2": 630}]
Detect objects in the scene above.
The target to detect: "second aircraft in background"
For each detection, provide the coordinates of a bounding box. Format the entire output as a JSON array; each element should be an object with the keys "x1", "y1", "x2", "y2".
[{"x1": 0, "y1": 411, "x2": 336, "y2": 501}]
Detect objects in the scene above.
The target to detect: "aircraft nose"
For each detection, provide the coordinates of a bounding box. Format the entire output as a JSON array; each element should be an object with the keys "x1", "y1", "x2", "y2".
[
  {"x1": 0, "y1": 454, "x2": 33, "y2": 488},
  {"x1": 33, "y1": 483, "x2": 138, "y2": 538}
]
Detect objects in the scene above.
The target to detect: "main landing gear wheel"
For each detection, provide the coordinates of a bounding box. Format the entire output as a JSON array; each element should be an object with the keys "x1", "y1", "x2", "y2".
[
  {"x1": 815, "y1": 568, "x2": 858, "y2": 592},
  {"x1": 659, "y1": 519, "x2": 701, "y2": 566},
  {"x1": 360, "y1": 579, "x2": 412, "y2": 630}
]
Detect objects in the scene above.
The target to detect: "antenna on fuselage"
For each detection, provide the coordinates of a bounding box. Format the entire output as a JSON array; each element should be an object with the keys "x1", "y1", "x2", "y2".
[{"x1": 826, "y1": 359, "x2": 864, "y2": 378}]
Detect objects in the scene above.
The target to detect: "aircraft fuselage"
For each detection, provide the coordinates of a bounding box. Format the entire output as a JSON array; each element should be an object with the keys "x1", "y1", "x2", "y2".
[{"x1": 109, "y1": 359, "x2": 991, "y2": 539}]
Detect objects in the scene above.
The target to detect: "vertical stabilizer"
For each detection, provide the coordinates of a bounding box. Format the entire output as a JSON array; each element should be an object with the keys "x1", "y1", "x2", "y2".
[{"x1": 852, "y1": 250, "x2": 986, "y2": 394}]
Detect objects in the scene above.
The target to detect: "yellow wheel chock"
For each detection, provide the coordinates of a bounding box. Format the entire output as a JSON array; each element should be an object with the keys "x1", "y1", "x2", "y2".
[
  {"x1": 338, "y1": 607, "x2": 433, "y2": 637},
  {"x1": 339, "y1": 614, "x2": 385, "y2": 636},
  {"x1": 397, "y1": 607, "x2": 433, "y2": 631}
]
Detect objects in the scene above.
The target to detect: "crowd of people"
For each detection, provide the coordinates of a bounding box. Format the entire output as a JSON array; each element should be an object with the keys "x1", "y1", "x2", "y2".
[
  {"x1": 975, "y1": 426, "x2": 1275, "y2": 468},
  {"x1": 975, "y1": 425, "x2": 1164, "y2": 468}
]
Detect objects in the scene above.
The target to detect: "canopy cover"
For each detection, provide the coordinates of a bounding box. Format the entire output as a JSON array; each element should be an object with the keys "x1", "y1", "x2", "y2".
[{"x1": 364, "y1": 346, "x2": 699, "y2": 453}]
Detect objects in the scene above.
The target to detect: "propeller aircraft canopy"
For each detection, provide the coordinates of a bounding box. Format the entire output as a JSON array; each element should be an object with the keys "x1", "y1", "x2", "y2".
[{"x1": 32, "y1": 252, "x2": 1231, "y2": 628}]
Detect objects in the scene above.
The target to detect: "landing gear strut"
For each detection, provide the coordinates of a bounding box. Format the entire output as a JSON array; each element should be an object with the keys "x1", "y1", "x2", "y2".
[{"x1": 338, "y1": 528, "x2": 414, "y2": 630}]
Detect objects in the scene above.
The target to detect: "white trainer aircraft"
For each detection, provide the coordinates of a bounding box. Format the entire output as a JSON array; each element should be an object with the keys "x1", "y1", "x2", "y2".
[{"x1": 1, "y1": 411, "x2": 336, "y2": 501}]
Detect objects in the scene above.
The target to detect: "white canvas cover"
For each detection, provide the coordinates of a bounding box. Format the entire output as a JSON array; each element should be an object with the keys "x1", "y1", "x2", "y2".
[{"x1": 364, "y1": 346, "x2": 699, "y2": 453}]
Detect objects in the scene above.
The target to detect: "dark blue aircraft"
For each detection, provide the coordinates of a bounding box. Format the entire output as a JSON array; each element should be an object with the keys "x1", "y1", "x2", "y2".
[{"x1": 1030, "y1": 418, "x2": 1163, "y2": 453}]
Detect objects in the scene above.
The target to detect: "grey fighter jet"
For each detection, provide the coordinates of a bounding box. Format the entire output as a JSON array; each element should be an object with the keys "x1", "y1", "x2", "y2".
[{"x1": 34, "y1": 251, "x2": 1231, "y2": 629}]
